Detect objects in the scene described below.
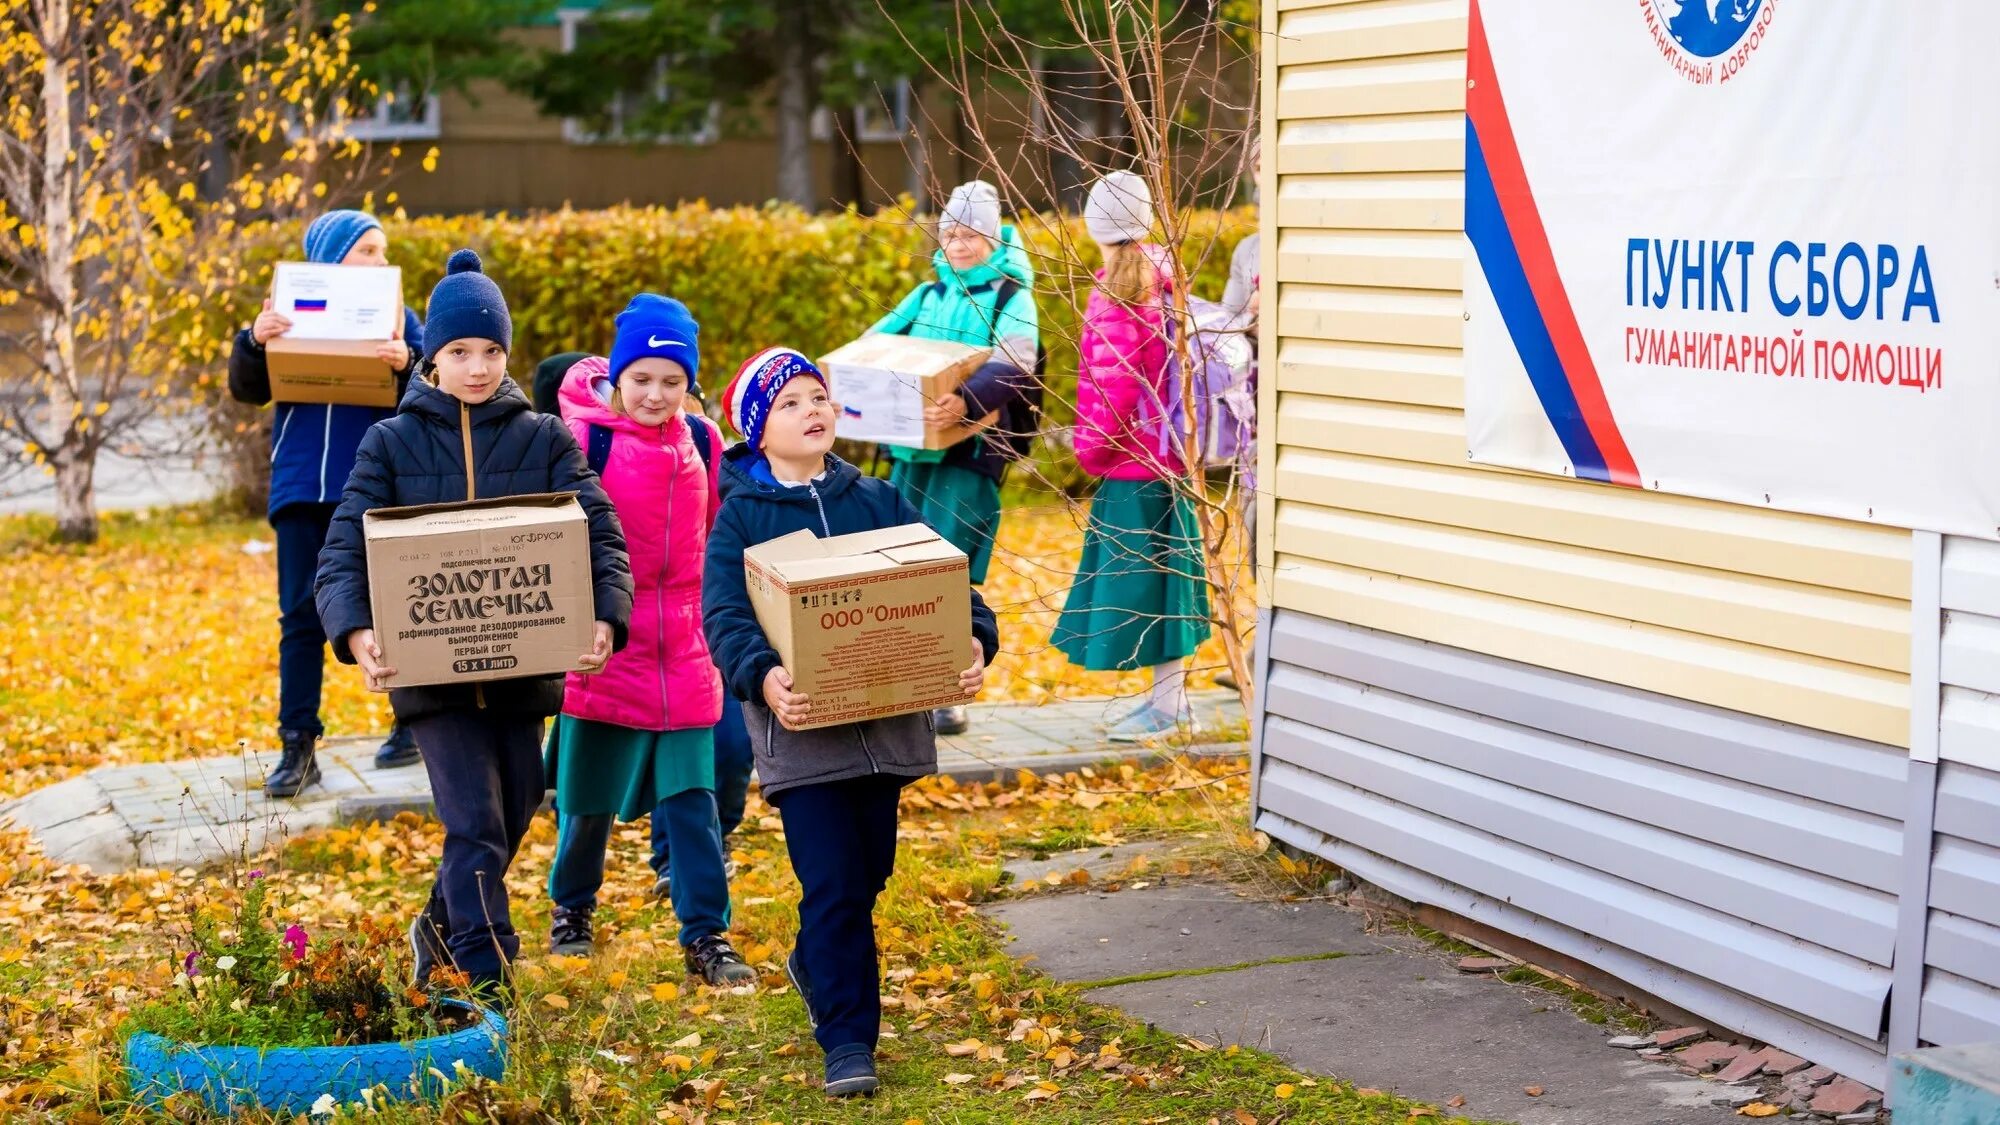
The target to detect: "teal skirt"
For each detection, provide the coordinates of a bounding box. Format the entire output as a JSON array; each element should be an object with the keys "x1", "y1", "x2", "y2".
[
  {"x1": 890, "y1": 458, "x2": 1002, "y2": 585},
  {"x1": 545, "y1": 717, "x2": 715, "y2": 821},
  {"x1": 1051, "y1": 479, "x2": 1211, "y2": 672}
]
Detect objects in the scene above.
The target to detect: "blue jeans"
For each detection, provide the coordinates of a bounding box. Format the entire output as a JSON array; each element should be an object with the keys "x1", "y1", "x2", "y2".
[
  {"x1": 550, "y1": 788, "x2": 731, "y2": 947},
  {"x1": 770, "y1": 773, "x2": 905, "y2": 1055},
  {"x1": 651, "y1": 696, "x2": 752, "y2": 875},
  {"x1": 273, "y1": 502, "x2": 337, "y2": 734}
]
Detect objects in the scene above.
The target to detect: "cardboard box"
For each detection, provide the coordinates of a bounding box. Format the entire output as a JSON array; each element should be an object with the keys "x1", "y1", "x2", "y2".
[
  {"x1": 363, "y1": 493, "x2": 596, "y2": 690},
  {"x1": 266, "y1": 262, "x2": 404, "y2": 408},
  {"x1": 820, "y1": 335, "x2": 995, "y2": 450},
  {"x1": 744, "y1": 523, "x2": 973, "y2": 729}
]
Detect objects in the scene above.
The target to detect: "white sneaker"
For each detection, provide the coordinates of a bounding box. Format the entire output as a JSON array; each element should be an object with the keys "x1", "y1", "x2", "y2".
[{"x1": 1106, "y1": 705, "x2": 1196, "y2": 744}]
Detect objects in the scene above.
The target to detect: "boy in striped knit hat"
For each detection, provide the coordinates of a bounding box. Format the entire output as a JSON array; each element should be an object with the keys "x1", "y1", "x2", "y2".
[{"x1": 701, "y1": 347, "x2": 998, "y2": 1098}]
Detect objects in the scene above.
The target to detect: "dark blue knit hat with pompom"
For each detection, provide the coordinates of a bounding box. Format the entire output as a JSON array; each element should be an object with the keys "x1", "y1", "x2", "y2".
[{"x1": 423, "y1": 248, "x2": 511, "y2": 362}]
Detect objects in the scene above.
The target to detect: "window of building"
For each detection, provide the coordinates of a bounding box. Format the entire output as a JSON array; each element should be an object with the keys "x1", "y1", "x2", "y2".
[
  {"x1": 341, "y1": 83, "x2": 443, "y2": 142},
  {"x1": 558, "y1": 7, "x2": 718, "y2": 145},
  {"x1": 812, "y1": 77, "x2": 915, "y2": 144}
]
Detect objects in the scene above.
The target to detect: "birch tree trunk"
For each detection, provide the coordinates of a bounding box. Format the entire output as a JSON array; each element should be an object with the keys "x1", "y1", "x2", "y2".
[{"x1": 37, "y1": 0, "x2": 97, "y2": 543}]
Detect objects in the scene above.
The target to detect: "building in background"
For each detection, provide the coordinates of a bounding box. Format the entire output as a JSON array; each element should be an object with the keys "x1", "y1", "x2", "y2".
[{"x1": 1253, "y1": 0, "x2": 1999, "y2": 1089}]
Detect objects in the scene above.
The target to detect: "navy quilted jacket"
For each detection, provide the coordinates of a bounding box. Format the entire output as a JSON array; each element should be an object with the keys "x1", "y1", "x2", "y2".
[{"x1": 315, "y1": 375, "x2": 633, "y2": 722}]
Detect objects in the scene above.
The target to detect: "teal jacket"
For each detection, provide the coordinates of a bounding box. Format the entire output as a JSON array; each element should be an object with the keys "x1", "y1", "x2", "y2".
[{"x1": 868, "y1": 225, "x2": 1042, "y2": 476}]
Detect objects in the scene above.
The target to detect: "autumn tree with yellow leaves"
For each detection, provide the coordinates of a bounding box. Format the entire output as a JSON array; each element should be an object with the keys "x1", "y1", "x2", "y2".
[{"x1": 0, "y1": 0, "x2": 382, "y2": 543}]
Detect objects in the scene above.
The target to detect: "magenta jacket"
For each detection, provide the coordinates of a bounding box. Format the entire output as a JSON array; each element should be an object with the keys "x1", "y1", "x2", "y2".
[
  {"x1": 1072, "y1": 244, "x2": 1184, "y2": 481},
  {"x1": 557, "y1": 357, "x2": 724, "y2": 732}
]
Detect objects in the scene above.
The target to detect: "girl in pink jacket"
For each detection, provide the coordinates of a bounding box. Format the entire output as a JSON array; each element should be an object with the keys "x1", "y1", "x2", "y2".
[
  {"x1": 542, "y1": 294, "x2": 755, "y2": 987},
  {"x1": 1052, "y1": 172, "x2": 1213, "y2": 742}
]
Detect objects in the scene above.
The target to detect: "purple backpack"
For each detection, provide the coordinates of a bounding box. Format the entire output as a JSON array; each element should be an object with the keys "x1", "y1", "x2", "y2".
[{"x1": 1140, "y1": 296, "x2": 1255, "y2": 470}]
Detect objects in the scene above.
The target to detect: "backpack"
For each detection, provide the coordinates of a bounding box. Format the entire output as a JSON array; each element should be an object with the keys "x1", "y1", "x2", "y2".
[
  {"x1": 892, "y1": 278, "x2": 1046, "y2": 461},
  {"x1": 586, "y1": 413, "x2": 716, "y2": 480},
  {"x1": 1143, "y1": 296, "x2": 1255, "y2": 470}
]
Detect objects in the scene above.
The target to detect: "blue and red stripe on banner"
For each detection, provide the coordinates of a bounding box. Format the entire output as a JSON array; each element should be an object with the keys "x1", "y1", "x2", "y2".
[{"x1": 1465, "y1": 0, "x2": 1641, "y2": 487}]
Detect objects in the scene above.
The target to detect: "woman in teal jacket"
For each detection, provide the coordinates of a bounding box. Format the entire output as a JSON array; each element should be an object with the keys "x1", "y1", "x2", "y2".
[{"x1": 867, "y1": 180, "x2": 1040, "y2": 734}]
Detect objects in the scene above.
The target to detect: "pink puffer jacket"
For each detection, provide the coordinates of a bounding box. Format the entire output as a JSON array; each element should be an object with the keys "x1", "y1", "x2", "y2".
[
  {"x1": 558, "y1": 357, "x2": 723, "y2": 732},
  {"x1": 1072, "y1": 245, "x2": 1183, "y2": 480}
]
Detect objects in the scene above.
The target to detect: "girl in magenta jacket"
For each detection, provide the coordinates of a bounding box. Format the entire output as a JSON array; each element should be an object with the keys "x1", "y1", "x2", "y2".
[
  {"x1": 1052, "y1": 172, "x2": 1213, "y2": 742},
  {"x1": 542, "y1": 294, "x2": 755, "y2": 987}
]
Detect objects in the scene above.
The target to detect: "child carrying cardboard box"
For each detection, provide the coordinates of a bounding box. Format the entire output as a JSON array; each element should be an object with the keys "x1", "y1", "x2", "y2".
[
  {"x1": 314, "y1": 249, "x2": 633, "y2": 1000},
  {"x1": 701, "y1": 347, "x2": 998, "y2": 1098}
]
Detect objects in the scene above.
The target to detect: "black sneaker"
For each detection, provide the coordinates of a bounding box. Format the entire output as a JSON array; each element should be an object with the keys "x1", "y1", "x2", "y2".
[
  {"x1": 932, "y1": 705, "x2": 970, "y2": 736},
  {"x1": 823, "y1": 1044, "x2": 878, "y2": 1098},
  {"x1": 684, "y1": 934, "x2": 756, "y2": 987},
  {"x1": 785, "y1": 948, "x2": 817, "y2": 1030},
  {"x1": 264, "y1": 729, "x2": 321, "y2": 799},
  {"x1": 652, "y1": 872, "x2": 672, "y2": 901},
  {"x1": 374, "y1": 723, "x2": 421, "y2": 769},
  {"x1": 549, "y1": 906, "x2": 593, "y2": 956}
]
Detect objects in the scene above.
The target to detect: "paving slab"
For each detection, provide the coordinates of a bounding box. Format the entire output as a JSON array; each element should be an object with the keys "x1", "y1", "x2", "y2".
[
  {"x1": 986, "y1": 878, "x2": 1749, "y2": 1125},
  {"x1": 1085, "y1": 949, "x2": 1743, "y2": 1125},
  {"x1": 9, "y1": 693, "x2": 1244, "y2": 872},
  {"x1": 985, "y1": 882, "x2": 1385, "y2": 983},
  {"x1": 999, "y1": 839, "x2": 1208, "y2": 886}
]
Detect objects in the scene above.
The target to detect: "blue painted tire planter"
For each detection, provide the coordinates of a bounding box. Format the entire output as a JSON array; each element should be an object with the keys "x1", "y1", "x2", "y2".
[{"x1": 123, "y1": 1001, "x2": 506, "y2": 1115}]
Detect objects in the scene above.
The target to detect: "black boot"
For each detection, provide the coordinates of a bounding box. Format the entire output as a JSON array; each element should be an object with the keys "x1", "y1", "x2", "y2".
[
  {"x1": 410, "y1": 892, "x2": 454, "y2": 988},
  {"x1": 374, "y1": 722, "x2": 421, "y2": 769},
  {"x1": 932, "y1": 705, "x2": 970, "y2": 736},
  {"x1": 264, "y1": 729, "x2": 321, "y2": 799}
]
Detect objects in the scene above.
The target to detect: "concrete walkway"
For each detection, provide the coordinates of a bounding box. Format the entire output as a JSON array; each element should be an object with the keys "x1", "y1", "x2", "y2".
[
  {"x1": 985, "y1": 842, "x2": 1846, "y2": 1125},
  {"x1": 1, "y1": 693, "x2": 1243, "y2": 874}
]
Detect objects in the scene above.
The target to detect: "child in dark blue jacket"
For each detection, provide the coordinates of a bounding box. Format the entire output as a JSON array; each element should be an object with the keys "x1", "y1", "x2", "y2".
[
  {"x1": 703, "y1": 347, "x2": 999, "y2": 1098},
  {"x1": 228, "y1": 210, "x2": 424, "y2": 795},
  {"x1": 316, "y1": 250, "x2": 633, "y2": 997}
]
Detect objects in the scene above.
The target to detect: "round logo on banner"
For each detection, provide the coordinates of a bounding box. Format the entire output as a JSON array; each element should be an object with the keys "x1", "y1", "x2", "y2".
[{"x1": 1643, "y1": 0, "x2": 1774, "y2": 83}]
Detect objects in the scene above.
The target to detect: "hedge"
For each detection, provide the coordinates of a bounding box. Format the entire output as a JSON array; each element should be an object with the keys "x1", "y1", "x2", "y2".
[{"x1": 191, "y1": 203, "x2": 1256, "y2": 503}]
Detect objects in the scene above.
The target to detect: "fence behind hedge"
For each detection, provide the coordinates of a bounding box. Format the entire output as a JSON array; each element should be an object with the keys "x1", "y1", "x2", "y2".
[{"x1": 192, "y1": 203, "x2": 1256, "y2": 501}]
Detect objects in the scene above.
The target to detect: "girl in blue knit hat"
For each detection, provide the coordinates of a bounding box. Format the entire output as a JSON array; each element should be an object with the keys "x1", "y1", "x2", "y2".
[
  {"x1": 227, "y1": 210, "x2": 425, "y2": 797},
  {"x1": 315, "y1": 249, "x2": 634, "y2": 1000},
  {"x1": 539, "y1": 294, "x2": 757, "y2": 987}
]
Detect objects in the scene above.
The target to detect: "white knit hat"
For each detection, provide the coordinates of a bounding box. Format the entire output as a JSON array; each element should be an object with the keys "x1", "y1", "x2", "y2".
[
  {"x1": 1083, "y1": 170, "x2": 1154, "y2": 245},
  {"x1": 939, "y1": 180, "x2": 1002, "y2": 242}
]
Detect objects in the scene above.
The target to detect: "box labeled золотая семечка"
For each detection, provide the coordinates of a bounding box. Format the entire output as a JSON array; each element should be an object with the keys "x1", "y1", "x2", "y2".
[
  {"x1": 744, "y1": 524, "x2": 972, "y2": 729},
  {"x1": 363, "y1": 494, "x2": 595, "y2": 689}
]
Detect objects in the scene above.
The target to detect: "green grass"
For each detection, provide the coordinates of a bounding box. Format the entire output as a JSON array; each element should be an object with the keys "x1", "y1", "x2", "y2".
[{"x1": 7, "y1": 763, "x2": 1507, "y2": 1123}]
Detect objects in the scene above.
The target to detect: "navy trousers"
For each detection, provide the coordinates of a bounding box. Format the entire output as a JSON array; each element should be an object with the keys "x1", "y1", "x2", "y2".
[
  {"x1": 651, "y1": 695, "x2": 753, "y2": 874},
  {"x1": 770, "y1": 773, "x2": 906, "y2": 1055},
  {"x1": 273, "y1": 502, "x2": 338, "y2": 734},
  {"x1": 550, "y1": 787, "x2": 732, "y2": 947},
  {"x1": 407, "y1": 710, "x2": 545, "y2": 977}
]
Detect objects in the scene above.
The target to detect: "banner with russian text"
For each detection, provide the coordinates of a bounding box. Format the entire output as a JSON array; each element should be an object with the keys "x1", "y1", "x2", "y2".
[{"x1": 1464, "y1": 0, "x2": 2000, "y2": 537}]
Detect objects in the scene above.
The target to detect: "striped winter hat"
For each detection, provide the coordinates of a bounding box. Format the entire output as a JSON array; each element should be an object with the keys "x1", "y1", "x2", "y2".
[{"x1": 723, "y1": 347, "x2": 826, "y2": 451}]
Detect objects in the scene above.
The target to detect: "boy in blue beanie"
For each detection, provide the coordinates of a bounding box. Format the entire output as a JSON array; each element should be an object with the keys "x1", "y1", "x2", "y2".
[
  {"x1": 316, "y1": 248, "x2": 634, "y2": 999},
  {"x1": 227, "y1": 209, "x2": 425, "y2": 796}
]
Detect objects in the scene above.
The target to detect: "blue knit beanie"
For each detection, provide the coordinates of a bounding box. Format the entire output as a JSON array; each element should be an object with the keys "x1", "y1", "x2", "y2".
[
  {"x1": 301, "y1": 209, "x2": 382, "y2": 265},
  {"x1": 607, "y1": 293, "x2": 701, "y2": 386},
  {"x1": 423, "y1": 249, "x2": 512, "y2": 362}
]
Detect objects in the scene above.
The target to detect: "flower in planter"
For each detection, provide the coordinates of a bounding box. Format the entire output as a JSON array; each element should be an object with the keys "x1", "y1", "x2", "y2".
[
  {"x1": 284, "y1": 924, "x2": 309, "y2": 962},
  {"x1": 182, "y1": 951, "x2": 199, "y2": 976}
]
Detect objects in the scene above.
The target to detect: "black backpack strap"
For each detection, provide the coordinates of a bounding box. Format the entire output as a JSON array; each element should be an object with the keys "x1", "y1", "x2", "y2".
[
  {"x1": 687, "y1": 413, "x2": 715, "y2": 473},
  {"x1": 887, "y1": 282, "x2": 950, "y2": 336},
  {"x1": 586, "y1": 422, "x2": 614, "y2": 476}
]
